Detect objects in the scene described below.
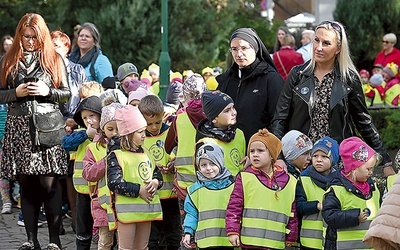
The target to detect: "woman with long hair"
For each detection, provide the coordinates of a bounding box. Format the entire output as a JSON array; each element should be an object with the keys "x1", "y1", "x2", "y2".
[
  {"x1": 0, "y1": 35, "x2": 13, "y2": 57},
  {"x1": 0, "y1": 13, "x2": 70, "y2": 250}
]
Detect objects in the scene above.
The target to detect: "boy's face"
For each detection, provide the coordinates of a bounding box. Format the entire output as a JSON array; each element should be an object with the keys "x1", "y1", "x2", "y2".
[
  {"x1": 249, "y1": 141, "x2": 272, "y2": 171},
  {"x1": 291, "y1": 150, "x2": 311, "y2": 171},
  {"x1": 213, "y1": 103, "x2": 237, "y2": 129},
  {"x1": 198, "y1": 158, "x2": 219, "y2": 179},
  {"x1": 81, "y1": 110, "x2": 100, "y2": 130},
  {"x1": 372, "y1": 68, "x2": 382, "y2": 75},
  {"x1": 360, "y1": 75, "x2": 369, "y2": 84},
  {"x1": 103, "y1": 120, "x2": 118, "y2": 139},
  {"x1": 312, "y1": 150, "x2": 331, "y2": 176},
  {"x1": 144, "y1": 114, "x2": 163, "y2": 136},
  {"x1": 149, "y1": 72, "x2": 159, "y2": 83}
]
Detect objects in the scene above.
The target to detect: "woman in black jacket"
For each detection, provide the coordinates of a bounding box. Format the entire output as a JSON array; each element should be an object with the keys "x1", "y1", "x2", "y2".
[
  {"x1": 0, "y1": 13, "x2": 70, "y2": 250},
  {"x1": 270, "y1": 21, "x2": 395, "y2": 178},
  {"x1": 217, "y1": 28, "x2": 284, "y2": 143}
]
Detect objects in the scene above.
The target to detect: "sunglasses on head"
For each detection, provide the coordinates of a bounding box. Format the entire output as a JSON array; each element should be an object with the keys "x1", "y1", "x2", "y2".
[{"x1": 318, "y1": 21, "x2": 342, "y2": 41}]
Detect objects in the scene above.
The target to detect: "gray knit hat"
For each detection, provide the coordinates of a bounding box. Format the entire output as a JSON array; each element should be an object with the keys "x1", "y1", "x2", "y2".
[
  {"x1": 100, "y1": 103, "x2": 124, "y2": 130},
  {"x1": 281, "y1": 130, "x2": 313, "y2": 163}
]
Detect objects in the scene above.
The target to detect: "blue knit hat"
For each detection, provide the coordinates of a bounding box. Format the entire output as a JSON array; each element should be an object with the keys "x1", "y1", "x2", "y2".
[{"x1": 311, "y1": 136, "x2": 339, "y2": 166}]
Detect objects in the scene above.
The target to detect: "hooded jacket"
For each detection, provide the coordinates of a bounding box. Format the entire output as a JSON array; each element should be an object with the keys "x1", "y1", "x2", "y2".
[{"x1": 270, "y1": 61, "x2": 391, "y2": 165}]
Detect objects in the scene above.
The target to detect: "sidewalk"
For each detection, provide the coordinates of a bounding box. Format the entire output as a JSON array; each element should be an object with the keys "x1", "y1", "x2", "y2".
[{"x1": 0, "y1": 206, "x2": 98, "y2": 250}]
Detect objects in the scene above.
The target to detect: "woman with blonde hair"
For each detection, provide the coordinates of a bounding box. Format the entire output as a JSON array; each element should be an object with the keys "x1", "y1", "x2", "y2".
[{"x1": 0, "y1": 13, "x2": 70, "y2": 250}]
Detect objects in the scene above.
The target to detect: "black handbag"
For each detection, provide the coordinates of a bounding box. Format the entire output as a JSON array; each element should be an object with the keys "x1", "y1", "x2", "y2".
[{"x1": 32, "y1": 101, "x2": 66, "y2": 147}]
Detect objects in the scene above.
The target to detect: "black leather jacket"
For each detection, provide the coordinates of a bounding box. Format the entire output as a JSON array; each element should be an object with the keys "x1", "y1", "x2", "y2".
[
  {"x1": 0, "y1": 56, "x2": 70, "y2": 116},
  {"x1": 270, "y1": 62, "x2": 391, "y2": 164}
]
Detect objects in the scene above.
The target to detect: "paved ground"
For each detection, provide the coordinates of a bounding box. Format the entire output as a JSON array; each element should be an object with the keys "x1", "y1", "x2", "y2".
[{"x1": 0, "y1": 205, "x2": 98, "y2": 250}]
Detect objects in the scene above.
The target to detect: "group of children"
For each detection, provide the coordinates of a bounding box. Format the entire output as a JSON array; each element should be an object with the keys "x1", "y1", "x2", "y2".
[
  {"x1": 360, "y1": 63, "x2": 400, "y2": 107},
  {"x1": 65, "y1": 70, "x2": 387, "y2": 250}
]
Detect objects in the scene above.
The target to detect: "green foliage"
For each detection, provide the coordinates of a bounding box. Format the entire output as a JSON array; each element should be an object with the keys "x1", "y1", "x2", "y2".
[
  {"x1": 334, "y1": 0, "x2": 400, "y2": 69},
  {"x1": 380, "y1": 109, "x2": 400, "y2": 150}
]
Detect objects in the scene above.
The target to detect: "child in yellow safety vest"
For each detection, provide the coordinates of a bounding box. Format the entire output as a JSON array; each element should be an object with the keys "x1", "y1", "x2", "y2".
[
  {"x1": 183, "y1": 143, "x2": 235, "y2": 249},
  {"x1": 82, "y1": 101, "x2": 123, "y2": 249},
  {"x1": 107, "y1": 105, "x2": 163, "y2": 250},
  {"x1": 226, "y1": 129, "x2": 298, "y2": 249},
  {"x1": 295, "y1": 136, "x2": 339, "y2": 250},
  {"x1": 138, "y1": 95, "x2": 181, "y2": 250},
  {"x1": 322, "y1": 137, "x2": 381, "y2": 250}
]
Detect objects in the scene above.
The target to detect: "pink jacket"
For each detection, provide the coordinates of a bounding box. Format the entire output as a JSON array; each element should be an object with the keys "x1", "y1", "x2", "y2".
[
  {"x1": 82, "y1": 135, "x2": 108, "y2": 227},
  {"x1": 226, "y1": 165, "x2": 298, "y2": 248},
  {"x1": 363, "y1": 174, "x2": 400, "y2": 249}
]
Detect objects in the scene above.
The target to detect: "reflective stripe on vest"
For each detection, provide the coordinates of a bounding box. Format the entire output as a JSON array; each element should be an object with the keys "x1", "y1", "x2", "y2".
[
  {"x1": 144, "y1": 128, "x2": 176, "y2": 199},
  {"x1": 196, "y1": 129, "x2": 246, "y2": 176},
  {"x1": 188, "y1": 182, "x2": 234, "y2": 248},
  {"x1": 113, "y1": 150, "x2": 162, "y2": 223},
  {"x1": 329, "y1": 185, "x2": 380, "y2": 249},
  {"x1": 299, "y1": 176, "x2": 325, "y2": 249},
  {"x1": 175, "y1": 112, "x2": 196, "y2": 188},
  {"x1": 240, "y1": 172, "x2": 296, "y2": 249},
  {"x1": 387, "y1": 174, "x2": 397, "y2": 191},
  {"x1": 107, "y1": 203, "x2": 117, "y2": 231},
  {"x1": 384, "y1": 83, "x2": 400, "y2": 106},
  {"x1": 73, "y1": 139, "x2": 91, "y2": 194}
]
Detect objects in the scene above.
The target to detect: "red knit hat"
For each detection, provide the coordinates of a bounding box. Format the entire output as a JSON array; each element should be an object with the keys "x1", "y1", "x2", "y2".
[
  {"x1": 359, "y1": 69, "x2": 370, "y2": 79},
  {"x1": 339, "y1": 137, "x2": 376, "y2": 173}
]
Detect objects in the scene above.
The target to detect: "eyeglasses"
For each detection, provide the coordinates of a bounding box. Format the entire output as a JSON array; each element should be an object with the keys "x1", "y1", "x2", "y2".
[
  {"x1": 382, "y1": 40, "x2": 391, "y2": 44},
  {"x1": 229, "y1": 46, "x2": 253, "y2": 54},
  {"x1": 22, "y1": 34, "x2": 37, "y2": 41},
  {"x1": 318, "y1": 21, "x2": 342, "y2": 41}
]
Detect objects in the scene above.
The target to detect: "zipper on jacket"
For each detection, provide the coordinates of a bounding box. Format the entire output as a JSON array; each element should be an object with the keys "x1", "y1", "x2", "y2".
[{"x1": 236, "y1": 79, "x2": 242, "y2": 101}]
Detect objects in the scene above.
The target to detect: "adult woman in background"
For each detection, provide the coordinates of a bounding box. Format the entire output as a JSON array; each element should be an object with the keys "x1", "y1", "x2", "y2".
[
  {"x1": 0, "y1": 35, "x2": 13, "y2": 57},
  {"x1": 270, "y1": 21, "x2": 395, "y2": 185},
  {"x1": 69, "y1": 22, "x2": 113, "y2": 84},
  {"x1": 273, "y1": 26, "x2": 289, "y2": 53},
  {"x1": 0, "y1": 13, "x2": 70, "y2": 250}
]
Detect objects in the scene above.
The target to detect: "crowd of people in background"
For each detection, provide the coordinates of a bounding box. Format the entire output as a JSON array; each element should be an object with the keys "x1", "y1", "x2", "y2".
[{"x1": 0, "y1": 12, "x2": 400, "y2": 250}]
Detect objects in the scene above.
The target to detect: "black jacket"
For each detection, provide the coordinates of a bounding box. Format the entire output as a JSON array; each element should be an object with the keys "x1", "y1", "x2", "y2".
[
  {"x1": 270, "y1": 62, "x2": 391, "y2": 164},
  {"x1": 321, "y1": 171, "x2": 376, "y2": 250},
  {"x1": 217, "y1": 59, "x2": 284, "y2": 143}
]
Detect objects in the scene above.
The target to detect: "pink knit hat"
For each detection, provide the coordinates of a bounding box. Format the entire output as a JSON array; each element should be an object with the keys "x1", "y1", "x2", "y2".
[
  {"x1": 339, "y1": 137, "x2": 376, "y2": 173},
  {"x1": 128, "y1": 88, "x2": 150, "y2": 104},
  {"x1": 115, "y1": 105, "x2": 147, "y2": 136}
]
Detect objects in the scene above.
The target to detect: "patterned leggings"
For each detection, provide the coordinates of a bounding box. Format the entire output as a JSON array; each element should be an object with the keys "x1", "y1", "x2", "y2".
[{"x1": 0, "y1": 178, "x2": 11, "y2": 204}]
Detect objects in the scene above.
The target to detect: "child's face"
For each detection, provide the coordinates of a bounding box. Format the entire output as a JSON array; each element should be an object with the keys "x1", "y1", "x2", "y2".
[
  {"x1": 144, "y1": 114, "x2": 163, "y2": 136},
  {"x1": 81, "y1": 110, "x2": 100, "y2": 130},
  {"x1": 354, "y1": 155, "x2": 376, "y2": 182},
  {"x1": 360, "y1": 75, "x2": 369, "y2": 84},
  {"x1": 103, "y1": 121, "x2": 118, "y2": 139},
  {"x1": 198, "y1": 158, "x2": 219, "y2": 179},
  {"x1": 131, "y1": 127, "x2": 147, "y2": 147},
  {"x1": 149, "y1": 72, "x2": 159, "y2": 82},
  {"x1": 129, "y1": 99, "x2": 140, "y2": 107},
  {"x1": 312, "y1": 150, "x2": 331, "y2": 176},
  {"x1": 372, "y1": 68, "x2": 383, "y2": 75},
  {"x1": 291, "y1": 150, "x2": 311, "y2": 171},
  {"x1": 249, "y1": 141, "x2": 272, "y2": 171},
  {"x1": 382, "y1": 71, "x2": 391, "y2": 82},
  {"x1": 213, "y1": 103, "x2": 237, "y2": 129},
  {"x1": 121, "y1": 74, "x2": 138, "y2": 87}
]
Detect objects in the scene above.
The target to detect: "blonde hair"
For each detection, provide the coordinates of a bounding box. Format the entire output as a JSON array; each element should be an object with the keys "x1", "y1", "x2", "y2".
[
  {"x1": 281, "y1": 34, "x2": 295, "y2": 47},
  {"x1": 79, "y1": 81, "x2": 103, "y2": 99},
  {"x1": 383, "y1": 33, "x2": 397, "y2": 44},
  {"x1": 305, "y1": 21, "x2": 359, "y2": 82}
]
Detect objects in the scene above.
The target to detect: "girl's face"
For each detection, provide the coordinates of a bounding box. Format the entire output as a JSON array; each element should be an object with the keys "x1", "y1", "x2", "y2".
[
  {"x1": 249, "y1": 141, "x2": 272, "y2": 171},
  {"x1": 3, "y1": 38, "x2": 12, "y2": 52},
  {"x1": 277, "y1": 29, "x2": 286, "y2": 43},
  {"x1": 291, "y1": 150, "x2": 311, "y2": 171},
  {"x1": 360, "y1": 75, "x2": 369, "y2": 84},
  {"x1": 81, "y1": 110, "x2": 100, "y2": 130},
  {"x1": 213, "y1": 103, "x2": 237, "y2": 129},
  {"x1": 312, "y1": 150, "x2": 331, "y2": 176},
  {"x1": 77, "y1": 28, "x2": 95, "y2": 53},
  {"x1": 53, "y1": 38, "x2": 69, "y2": 58},
  {"x1": 313, "y1": 28, "x2": 340, "y2": 67},
  {"x1": 131, "y1": 126, "x2": 146, "y2": 147},
  {"x1": 354, "y1": 155, "x2": 376, "y2": 182},
  {"x1": 198, "y1": 158, "x2": 219, "y2": 179},
  {"x1": 103, "y1": 120, "x2": 118, "y2": 139},
  {"x1": 149, "y1": 72, "x2": 159, "y2": 83},
  {"x1": 21, "y1": 27, "x2": 39, "y2": 52}
]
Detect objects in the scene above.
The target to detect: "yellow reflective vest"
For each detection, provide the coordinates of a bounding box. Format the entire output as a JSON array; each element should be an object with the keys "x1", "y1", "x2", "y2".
[
  {"x1": 386, "y1": 174, "x2": 397, "y2": 192},
  {"x1": 73, "y1": 139, "x2": 93, "y2": 194},
  {"x1": 328, "y1": 185, "x2": 380, "y2": 249},
  {"x1": 240, "y1": 172, "x2": 296, "y2": 249},
  {"x1": 188, "y1": 182, "x2": 234, "y2": 248},
  {"x1": 299, "y1": 176, "x2": 325, "y2": 249},
  {"x1": 196, "y1": 128, "x2": 246, "y2": 177},
  {"x1": 113, "y1": 149, "x2": 163, "y2": 223},
  {"x1": 385, "y1": 83, "x2": 400, "y2": 106},
  {"x1": 144, "y1": 128, "x2": 176, "y2": 199},
  {"x1": 175, "y1": 112, "x2": 196, "y2": 188}
]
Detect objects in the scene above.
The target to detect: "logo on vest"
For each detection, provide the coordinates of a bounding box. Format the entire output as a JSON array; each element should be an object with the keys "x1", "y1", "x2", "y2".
[
  {"x1": 138, "y1": 161, "x2": 152, "y2": 180},
  {"x1": 149, "y1": 140, "x2": 165, "y2": 162},
  {"x1": 230, "y1": 148, "x2": 240, "y2": 167}
]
